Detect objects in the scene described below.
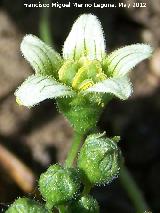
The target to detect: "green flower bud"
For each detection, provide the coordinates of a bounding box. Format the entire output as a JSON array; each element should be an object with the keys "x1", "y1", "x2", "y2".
[
  {"x1": 77, "y1": 133, "x2": 120, "y2": 185},
  {"x1": 68, "y1": 195, "x2": 99, "y2": 213},
  {"x1": 39, "y1": 164, "x2": 81, "y2": 207},
  {"x1": 6, "y1": 198, "x2": 48, "y2": 213}
]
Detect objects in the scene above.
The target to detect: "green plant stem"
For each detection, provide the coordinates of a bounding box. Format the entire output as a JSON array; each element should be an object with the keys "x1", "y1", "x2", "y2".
[
  {"x1": 65, "y1": 132, "x2": 83, "y2": 167},
  {"x1": 82, "y1": 183, "x2": 92, "y2": 195},
  {"x1": 58, "y1": 205, "x2": 68, "y2": 213},
  {"x1": 120, "y1": 164, "x2": 150, "y2": 213},
  {"x1": 39, "y1": 0, "x2": 53, "y2": 46}
]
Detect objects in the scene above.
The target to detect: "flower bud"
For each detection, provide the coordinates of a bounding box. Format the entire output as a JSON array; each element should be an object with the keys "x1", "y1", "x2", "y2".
[
  {"x1": 77, "y1": 133, "x2": 120, "y2": 185},
  {"x1": 68, "y1": 195, "x2": 99, "y2": 213},
  {"x1": 39, "y1": 164, "x2": 81, "y2": 206},
  {"x1": 6, "y1": 198, "x2": 48, "y2": 213}
]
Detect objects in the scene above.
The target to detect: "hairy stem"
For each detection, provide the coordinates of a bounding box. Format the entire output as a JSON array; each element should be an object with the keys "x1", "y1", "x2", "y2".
[
  {"x1": 65, "y1": 132, "x2": 83, "y2": 167},
  {"x1": 120, "y1": 164, "x2": 150, "y2": 213}
]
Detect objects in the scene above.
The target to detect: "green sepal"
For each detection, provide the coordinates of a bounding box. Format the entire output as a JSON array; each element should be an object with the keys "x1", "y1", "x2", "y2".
[
  {"x1": 68, "y1": 195, "x2": 100, "y2": 213},
  {"x1": 102, "y1": 57, "x2": 113, "y2": 77},
  {"x1": 57, "y1": 94, "x2": 105, "y2": 134},
  {"x1": 6, "y1": 198, "x2": 49, "y2": 213},
  {"x1": 77, "y1": 133, "x2": 121, "y2": 185},
  {"x1": 39, "y1": 164, "x2": 82, "y2": 206}
]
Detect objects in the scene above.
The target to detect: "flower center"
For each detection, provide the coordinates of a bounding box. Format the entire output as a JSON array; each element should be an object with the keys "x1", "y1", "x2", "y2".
[{"x1": 58, "y1": 57, "x2": 107, "y2": 91}]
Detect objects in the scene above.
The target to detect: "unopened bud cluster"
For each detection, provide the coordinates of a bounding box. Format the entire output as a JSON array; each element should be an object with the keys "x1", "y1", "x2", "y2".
[{"x1": 6, "y1": 133, "x2": 120, "y2": 212}]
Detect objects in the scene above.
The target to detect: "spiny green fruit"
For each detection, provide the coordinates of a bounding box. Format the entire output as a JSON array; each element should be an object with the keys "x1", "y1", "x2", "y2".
[
  {"x1": 6, "y1": 198, "x2": 48, "y2": 213},
  {"x1": 68, "y1": 195, "x2": 99, "y2": 213},
  {"x1": 77, "y1": 133, "x2": 121, "y2": 185},
  {"x1": 39, "y1": 164, "x2": 82, "y2": 207}
]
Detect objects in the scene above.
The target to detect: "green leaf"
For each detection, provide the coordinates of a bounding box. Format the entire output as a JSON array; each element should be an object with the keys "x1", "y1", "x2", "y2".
[
  {"x1": 85, "y1": 76, "x2": 132, "y2": 100},
  {"x1": 107, "y1": 44, "x2": 152, "y2": 76},
  {"x1": 63, "y1": 14, "x2": 106, "y2": 61},
  {"x1": 15, "y1": 75, "x2": 75, "y2": 107},
  {"x1": 21, "y1": 34, "x2": 62, "y2": 77}
]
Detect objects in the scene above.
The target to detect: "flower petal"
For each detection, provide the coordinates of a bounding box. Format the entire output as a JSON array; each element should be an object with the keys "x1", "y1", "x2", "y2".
[
  {"x1": 84, "y1": 76, "x2": 132, "y2": 100},
  {"x1": 63, "y1": 14, "x2": 106, "y2": 61},
  {"x1": 21, "y1": 35, "x2": 62, "y2": 77},
  {"x1": 15, "y1": 75, "x2": 75, "y2": 107},
  {"x1": 107, "y1": 44, "x2": 152, "y2": 76}
]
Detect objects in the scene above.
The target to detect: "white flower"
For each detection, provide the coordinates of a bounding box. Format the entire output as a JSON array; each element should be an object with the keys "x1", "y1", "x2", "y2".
[{"x1": 15, "y1": 14, "x2": 153, "y2": 107}]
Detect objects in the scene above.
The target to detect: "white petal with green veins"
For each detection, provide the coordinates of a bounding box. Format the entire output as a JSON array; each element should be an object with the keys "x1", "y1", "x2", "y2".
[
  {"x1": 21, "y1": 35, "x2": 62, "y2": 77},
  {"x1": 85, "y1": 76, "x2": 132, "y2": 100},
  {"x1": 63, "y1": 14, "x2": 106, "y2": 61},
  {"x1": 107, "y1": 44, "x2": 152, "y2": 77},
  {"x1": 15, "y1": 75, "x2": 75, "y2": 107}
]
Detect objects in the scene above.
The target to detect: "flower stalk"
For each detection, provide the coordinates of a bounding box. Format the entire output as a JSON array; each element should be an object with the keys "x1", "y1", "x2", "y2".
[{"x1": 65, "y1": 132, "x2": 83, "y2": 167}]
